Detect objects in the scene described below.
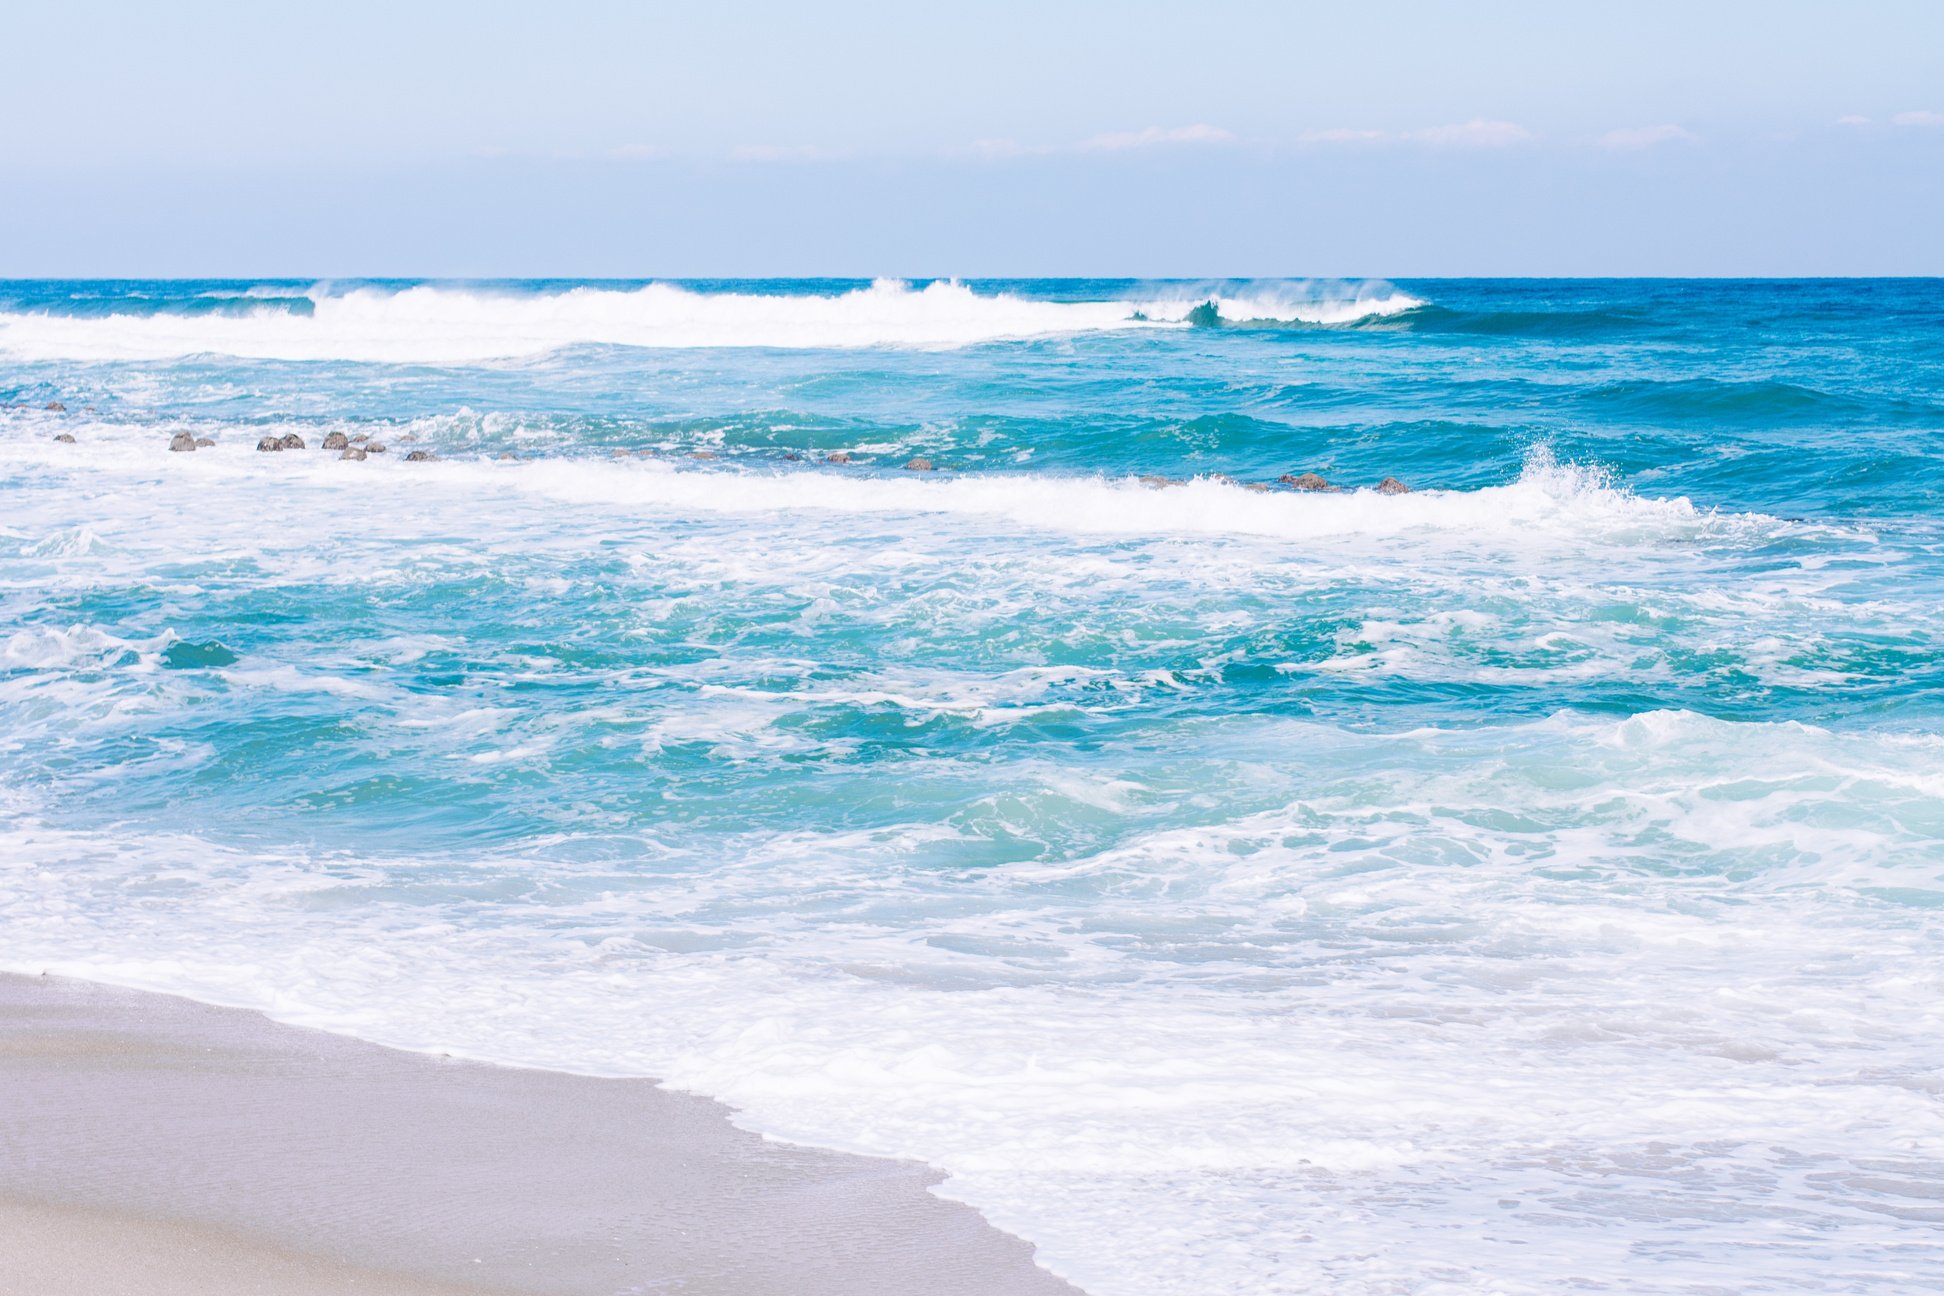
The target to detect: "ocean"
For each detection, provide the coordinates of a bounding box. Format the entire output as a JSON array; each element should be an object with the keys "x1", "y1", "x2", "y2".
[{"x1": 2, "y1": 277, "x2": 1941, "y2": 1295}]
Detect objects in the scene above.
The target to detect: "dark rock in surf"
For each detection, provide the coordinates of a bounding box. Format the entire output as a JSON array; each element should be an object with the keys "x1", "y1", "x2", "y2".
[
  {"x1": 498, "y1": 452, "x2": 520, "y2": 461},
  {"x1": 340, "y1": 447, "x2": 368, "y2": 461},
  {"x1": 194, "y1": 437, "x2": 216, "y2": 447},
  {"x1": 322, "y1": 432, "x2": 349, "y2": 451},
  {"x1": 688, "y1": 450, "x2": 717, "y2": 460},
  {"x1": 1278, "y1": 472, "x2": 1334, "y2": 492},
  {"x1": 904, "y1": 457, "x2": 935, "y2": 472},
  {"x1": 825, "y1": 451, "x2": 853, "y2": 464},
  {"x1": 1137, "y1": 475, "x2": 1184, "y2": 488},
  {"x1": 1376, "y1": 477, "x2": 1411, "y2": 495},
  {"x1": 45, "y1": 401, "x2": 66, "y2": 412},
  {"x1": 365, "y1": 442, "x2": 387, "y2": 453},
  {"x1": 278, "y1": 433, "x2": 306, "y2": 450},
  {"x1": 350, "y1": 433, "x2": 370, "y2": 444},
  {"x1": 168, "y1": 432, "x2": 197, "y2": 452},
  {"x1": 257, "y1": 436, "x2": 283, "y2": 452},
  {"x1": 404, "y1": 449, "x2": 437, "y2": 462},
  {"x1": 53, "y1": 433, "x2": 76, "y2": 443}
]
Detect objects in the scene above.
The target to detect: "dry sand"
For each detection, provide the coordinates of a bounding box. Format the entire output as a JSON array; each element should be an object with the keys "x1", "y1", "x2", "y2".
[{"x1": 0, "y1": 972, "x2": 1081, "y2": 1296}]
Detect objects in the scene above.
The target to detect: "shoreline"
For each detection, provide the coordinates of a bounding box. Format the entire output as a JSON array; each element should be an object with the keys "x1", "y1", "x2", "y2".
[{"x1": 0, "y1": 972, "x2": 1081, "y2": 1296}]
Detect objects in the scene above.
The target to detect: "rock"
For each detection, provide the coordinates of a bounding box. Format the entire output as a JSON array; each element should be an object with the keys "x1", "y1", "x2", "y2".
[
  {"x1": 322, "y1": 432, "x2": 349, "y2": 451},
  {"x1": 1278, "y1": 472, "x2": 1334, "y2": 492},
  {"x1": 53, "y1": 433, "x2": 76, "y2": 444},
  {"x1": 1243, "y1": 481, "x2": 1271, "y2": 492},
  {"x1": 168, "y1": 432, "x2": 197, "y2": 452},
  {"x1": 1137, "y1": 475, "x2": 1183, "y2": 488},
  {"x1": 904, "y1": 457, "x2": 935, "y2": 472},
  {"x1": 611, "y1": 448, "x2": 632, "y2": 458},
  {"x1": 194, "y1": 437, "x2": 216, "y2": 447},
  {"x1": 256, "y1": 436, "x2": 283, "y2": 452},
  {"x1": 1376, "y1": 476, "x2": 1411, "y2": 495},
  {"x1": 350, "y1": 433, "x2": 370, "y2": 444},
  {"x1": 498, "y1": 452, "x2": 520, "y2": 461},
  {"x1": 404, "y1": 449, "x2": 437, "y2": 462},
  {"x1": 340, "y1": 447, "x2": 368, "y2": 461},
  {"x1": 688, "y1": 450, "x2": 717, "y2": 460},
  {"x1": 396, "y1": 432, "x2": 418, "y2": 443},
  {"x1": 365, "y1": 442, "x2": 387, "y2": 454},
  {"x1": 277, "y1": 433, "x2": 306, "y2": 451},
  {"x1": 44, "y1": 401, "x2": 66, "y2": 412},
  {"x1": 825, "y1": 451, "x2": 852, "y2": 464},
  {"x1": 781, "y1": 451, "x2": 802, "y2": 461}
]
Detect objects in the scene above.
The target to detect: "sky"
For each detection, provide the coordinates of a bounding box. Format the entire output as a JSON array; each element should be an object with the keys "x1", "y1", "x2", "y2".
[{"x1": 2, "y1": 0, "x2": 1941, "y2": 276}]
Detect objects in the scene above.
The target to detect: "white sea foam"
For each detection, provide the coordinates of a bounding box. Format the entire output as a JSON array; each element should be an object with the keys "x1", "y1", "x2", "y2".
[
  {"x1": 0, "y1": 279, "x2": 1417, "y2": 362},
  {"x1": 3, "y1": 710, "x2": 1943, "y2": 1295}
]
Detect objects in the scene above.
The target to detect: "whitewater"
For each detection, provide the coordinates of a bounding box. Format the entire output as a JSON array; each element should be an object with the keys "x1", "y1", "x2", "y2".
[{"x1": 3, "y1": 277, "x2": 1943, "y2": 1295}]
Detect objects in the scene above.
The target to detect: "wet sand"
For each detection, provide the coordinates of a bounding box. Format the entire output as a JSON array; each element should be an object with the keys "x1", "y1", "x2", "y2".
[{"x1": 0, "y1": 973, "x2": 1081, "y2": 1296}]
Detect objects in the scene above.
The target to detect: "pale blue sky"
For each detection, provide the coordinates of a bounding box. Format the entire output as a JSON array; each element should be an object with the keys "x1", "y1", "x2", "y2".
[{"x1": 3, "y1": 1, "x2": 1940, "y2": 275}]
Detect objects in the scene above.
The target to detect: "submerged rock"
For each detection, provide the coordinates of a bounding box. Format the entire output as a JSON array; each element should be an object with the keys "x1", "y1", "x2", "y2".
[
  {"x1": 1137, "y1": 474, "x2": 1185, "y2": 488},
  {"x1": 161, "y1": 639, "x2": 239, "y2": 669},
  {"x1": 340, "y1": 447, "x2": 368, "y2": 461},
  {"x1": 168, "y1": 432, "x2": 197, "y2": 452},
  {"x1": 825, "y1": 451, "x2": 853, "y2": 464},
  {"x1": 498, "y1": 452, "x2": 520, "y2": 461},
  {"x1": 404, "y1": 449, "x2": 437, "y2": 462},
  {"x1": 53, "y1": 432, "x2": 76, "y2": 444},
  {"x1": 277, "y1": 433, "x2": 306, "y2": 451},
  {"x1": 1376, "y1": 476, "x2": 1411, "y2": 495},
  {"x1": 256, "y1": 436, "x2": 283, "y2": 452},
  {"x1": 904, "y1": 457, "x2": 935, "y2": 471},
  {"x1": 44, "y1": 401, "x2": 66, "y2": 412},
  {"x1": 322, "y1": 432, "x2": 349, "y2": 451},
  {"x1": 350, "y1": 433, "x2": 370, "y2": 444},
  {"x1": 194, "y1": 437, "x2": 216, "y2": 447},
  {"x1": 1279, "y1": 472, "x2": 1334, "y2": 492},
  {"x1": 688, "y1": 450, "x2": 717, "y2": 460}
]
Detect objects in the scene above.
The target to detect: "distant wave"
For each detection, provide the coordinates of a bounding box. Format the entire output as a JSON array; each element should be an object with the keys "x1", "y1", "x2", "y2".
[{"x1": 0, "y1": 279, "x2": 1420, "y2": 362}]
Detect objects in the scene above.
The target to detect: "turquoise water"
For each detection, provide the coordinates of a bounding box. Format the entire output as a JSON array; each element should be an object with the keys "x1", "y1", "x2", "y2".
[{"x1": 3, "y1": 278, "x2": 1943, "y2": 1295}]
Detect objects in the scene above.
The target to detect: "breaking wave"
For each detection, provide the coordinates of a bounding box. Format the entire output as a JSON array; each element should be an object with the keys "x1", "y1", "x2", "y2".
[{"x1": 0, "y1": 278, "x2": 1421, "y2": 362}]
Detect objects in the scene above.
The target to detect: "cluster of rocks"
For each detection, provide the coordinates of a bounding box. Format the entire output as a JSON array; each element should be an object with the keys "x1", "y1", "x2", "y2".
[
  {"x1": 1134, "y1": 470, "x2": 1410, "y2": 494},
  {"x1": 38, "y1": 420, "x2": 1412, "y2": 494},
  {"x1": 240, "y1": 430, "x2": 417, "y2": 460}
]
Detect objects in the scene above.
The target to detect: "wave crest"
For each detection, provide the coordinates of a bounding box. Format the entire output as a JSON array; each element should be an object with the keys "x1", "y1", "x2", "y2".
[{"x1": 0, "y1": 279, "x2": 1420, "y2": 362}]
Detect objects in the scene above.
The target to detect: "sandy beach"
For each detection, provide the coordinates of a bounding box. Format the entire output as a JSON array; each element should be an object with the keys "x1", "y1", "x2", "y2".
[{"x1": 0, "y1": 973, "x2": 1080, "y2": 1296}]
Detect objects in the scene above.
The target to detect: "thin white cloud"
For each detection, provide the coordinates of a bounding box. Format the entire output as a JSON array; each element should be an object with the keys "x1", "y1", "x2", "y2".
[
  {"x1": 1294, "y1": 120, "x2": 1533, "y2": 148},
  {"x1": 970, "y1": 125, "x2": 1234, "y2": 159},
  {"x1": 1892, "y1": 110, "x2": 1944, "y2": 127},
  {"x1": 1078, "y1": 123, "x2": 1234, "y2": 152},
  {"x1": 1410, "y1": 119, "x2": 1533, "y2": 148},
  {"x1": 1296, "y1": 127, "x2": 1389, "y2": 144},
  {"x1": 729, "y1": 143, "x2": 840, "y2": 163},
  {"x1": 1594, "y1": 124, "x2": 1697, "y2": 151},
  {"x1": 1837, "y1": 114, "x2": 1872, "y2": 126}
]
